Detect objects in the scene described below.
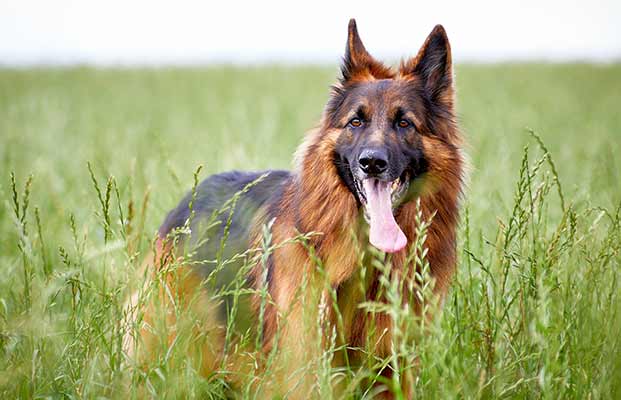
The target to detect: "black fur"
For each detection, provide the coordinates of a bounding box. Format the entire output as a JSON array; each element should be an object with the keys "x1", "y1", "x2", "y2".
[{"x1": 160, "y1": 170, "x2": 290, "y2": 277}]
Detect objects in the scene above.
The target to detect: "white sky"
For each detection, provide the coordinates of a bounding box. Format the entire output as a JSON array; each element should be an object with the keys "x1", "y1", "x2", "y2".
[{"x1": 1, "y1": 0, "x2": 620, "y2": 65}]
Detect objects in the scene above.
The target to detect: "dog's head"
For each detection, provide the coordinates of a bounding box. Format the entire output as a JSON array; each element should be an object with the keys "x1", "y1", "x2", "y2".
[{"x1": 326, "y1": 19, "x2": 460, "y2": 253}]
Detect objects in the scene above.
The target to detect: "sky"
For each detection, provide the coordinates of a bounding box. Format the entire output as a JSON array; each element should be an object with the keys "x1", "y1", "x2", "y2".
[{"x1": 1, "y1": 0, "x2": 620, "y2": 65}]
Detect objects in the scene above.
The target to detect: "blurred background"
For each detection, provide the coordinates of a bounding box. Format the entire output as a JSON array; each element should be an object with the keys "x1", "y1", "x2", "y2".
[
  {"x1": 1, "y1": 0, "x2": 620, "y2": 235},
  {"x1": 2, "y1": 0, "x2": 620, "y2": 65},
  {"x1": 1, "y1": 1, "x2": 621, "y2": 398}
]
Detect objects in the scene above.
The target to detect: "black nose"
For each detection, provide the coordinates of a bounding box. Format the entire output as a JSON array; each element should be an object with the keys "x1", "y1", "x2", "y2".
[{"x1": 359, "y1": 148, "x2": 388, "y2": 176}]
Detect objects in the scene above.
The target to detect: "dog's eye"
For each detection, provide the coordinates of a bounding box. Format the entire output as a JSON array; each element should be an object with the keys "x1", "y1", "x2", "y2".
[
  {"x1": 397, "y1": 119, "x2": 410, "y2": 129},
  {"x1": 348, "y1": 118, "x2": 363, "y2": 128}
]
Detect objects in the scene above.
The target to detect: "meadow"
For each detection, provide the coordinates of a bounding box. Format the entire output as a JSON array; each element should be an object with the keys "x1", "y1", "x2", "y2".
[{"x1": 1, "y1": 64, "x2": 620, "y2": 398}]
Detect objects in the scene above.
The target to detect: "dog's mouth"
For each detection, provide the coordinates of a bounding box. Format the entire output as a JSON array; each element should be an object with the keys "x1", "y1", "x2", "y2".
[
  {"x1": 352, "y1": 171, "x2": 410, "y2": 210},
  {"x1": 352, "y1": 172, "x2": 409, "y2": 253}
]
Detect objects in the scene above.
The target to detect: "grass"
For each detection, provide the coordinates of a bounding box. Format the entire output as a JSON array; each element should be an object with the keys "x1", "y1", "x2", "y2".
[{"x1": 1, "y1": 63, "x2": 620, "y2": 398}]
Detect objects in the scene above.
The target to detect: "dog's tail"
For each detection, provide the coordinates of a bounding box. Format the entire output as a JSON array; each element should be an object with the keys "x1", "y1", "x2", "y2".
[
  {"x1": 122, "y1": 237, "x2": 233, "y2": 378},
  {"x1": 122, "y1": 237, "x2": 170, "y2": 361}
]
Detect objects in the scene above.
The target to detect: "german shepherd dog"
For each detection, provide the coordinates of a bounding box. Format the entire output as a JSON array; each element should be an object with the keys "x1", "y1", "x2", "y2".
[{"x1": 126, "y1": 19, "x2": 464, "y2": 398}]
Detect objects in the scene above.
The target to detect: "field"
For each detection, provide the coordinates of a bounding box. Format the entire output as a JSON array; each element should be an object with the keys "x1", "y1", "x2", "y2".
[{"x1": 1, "y1": 64, "x2": 620, "y2": 398}]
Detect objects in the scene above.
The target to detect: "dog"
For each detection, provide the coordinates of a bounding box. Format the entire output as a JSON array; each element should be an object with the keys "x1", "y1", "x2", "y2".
[{"x1": 125, "y1": 19, "x2": 464, "y2": 398}]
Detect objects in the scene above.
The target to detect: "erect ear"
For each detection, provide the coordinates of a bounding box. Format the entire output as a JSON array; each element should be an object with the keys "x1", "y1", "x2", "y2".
[
  {"x1": 401, "y1": 25, "x2": 453, "y2": 104},
  {"x1": 340, "y1": 19, "x2": 393, "y2": 83}
]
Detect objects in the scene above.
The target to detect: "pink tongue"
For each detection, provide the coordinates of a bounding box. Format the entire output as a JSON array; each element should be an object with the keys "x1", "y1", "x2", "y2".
[{"x1": 362, "y1": 179, "x2": 407, "y2": 253}]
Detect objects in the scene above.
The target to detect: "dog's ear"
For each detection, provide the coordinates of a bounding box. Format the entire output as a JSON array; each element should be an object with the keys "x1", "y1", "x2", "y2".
[
  {"x1": 340, "y1": 19, "x2": 392, "y2": 83},
  {"x1": 401, "y1": 25, "x2": 453, "y2": 106}
]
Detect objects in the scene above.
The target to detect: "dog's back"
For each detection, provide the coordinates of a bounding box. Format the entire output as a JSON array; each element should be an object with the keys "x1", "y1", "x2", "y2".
[{"x1": 159, "y1": 170, "x2": 290, "y2": 282}]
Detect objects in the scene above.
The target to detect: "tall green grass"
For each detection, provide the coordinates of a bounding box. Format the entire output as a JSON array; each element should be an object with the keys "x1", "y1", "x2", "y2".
[{"x1": 1, "y1": 64, "x2": 620, "y2": 398}]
